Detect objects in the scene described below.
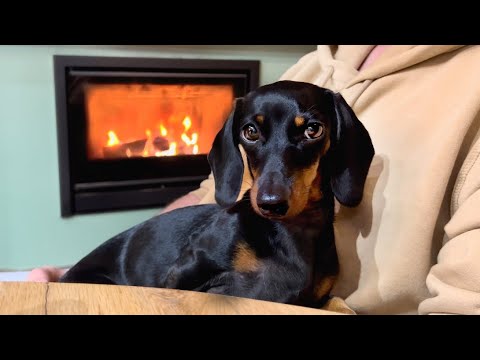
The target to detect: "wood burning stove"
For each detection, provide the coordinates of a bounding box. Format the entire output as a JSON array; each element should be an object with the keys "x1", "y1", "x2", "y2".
[{"x1": 54, "y1": 55, "x2": 259, "y2": 217}]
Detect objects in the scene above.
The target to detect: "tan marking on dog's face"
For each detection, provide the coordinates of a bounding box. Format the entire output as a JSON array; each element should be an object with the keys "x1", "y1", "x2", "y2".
[
  {"x1": 287, "y1": 157, "x2": 321, "y2": 217},
  {"x1": 307, "y1": 172, "x2": 323, "y2": 203},
  {"x1": 250, "y1": 182, "x2": 261, "y2": 216},
  {"x1": 322, "y1": 138, "x2": 331, "y2": 156},
  {"x1": 233, "y1": 242, "x2": 260, "y2": 272},
  {"x1": 287, "y1": 133, "x2": 330, "y2": 217},
  {"x1": 237, "y1": 144, "x2": 254, "y2": 201},
  {"x1": 249, "y1": 163, "x2": 259, "y2": 179},
  {"x1": 255, "y1": 115, "x2": 264, "y2": 125},
  {"x1": 294, "y1": 116, "x2": 305, "y2": 127},
  {"x1": 287, "y1": 138, "x2": 331, "y2": 216},
  {"x1": 313, "y1": 274, "x2": 336, "y2": 300}
]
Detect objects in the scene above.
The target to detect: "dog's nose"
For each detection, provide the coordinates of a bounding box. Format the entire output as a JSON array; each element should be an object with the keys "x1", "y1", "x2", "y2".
[{"x1": 257, "y1": 193, "x2": 289, "y2": 217}]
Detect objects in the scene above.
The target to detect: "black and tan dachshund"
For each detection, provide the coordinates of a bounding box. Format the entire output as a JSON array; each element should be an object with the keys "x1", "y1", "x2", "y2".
[{"x1": 60, "y1": 80, "x2": 374, "y2": 310}]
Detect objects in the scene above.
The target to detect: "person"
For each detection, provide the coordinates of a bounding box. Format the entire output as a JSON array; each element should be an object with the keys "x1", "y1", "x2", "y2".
[{"x1": 28, "y1": 45, "x2": 480, "y2": 315}]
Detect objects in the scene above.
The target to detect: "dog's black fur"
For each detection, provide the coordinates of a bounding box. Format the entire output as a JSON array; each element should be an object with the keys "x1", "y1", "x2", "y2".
[{"x1": 60, "y1": 80, "x2": 374, "y2": 308}]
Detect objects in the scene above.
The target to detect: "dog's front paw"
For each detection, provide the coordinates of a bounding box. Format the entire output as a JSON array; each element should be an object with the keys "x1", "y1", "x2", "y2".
[
  {"x1": 205, "y1": 285, "x2": 230, "y2": 295},
  {"x1": 201, "y1": 272, "x2": 242, "y2": 297}
]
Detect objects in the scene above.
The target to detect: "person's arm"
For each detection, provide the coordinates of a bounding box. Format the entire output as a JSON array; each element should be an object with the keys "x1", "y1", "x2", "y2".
[
  {"x1": 161, "y1": 192, "x2": 201, "y2": 214},
  {"x1": 418, "y1": 132, "x2": 480, "y2": 314},
  {"x1": 161, "y1": 172, "x2": 216, "y2": 214}
]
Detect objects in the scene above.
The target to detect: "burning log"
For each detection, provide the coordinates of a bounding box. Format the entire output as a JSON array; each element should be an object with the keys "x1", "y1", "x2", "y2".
[
  {"x1": 102, "y1": 136, "x2": 170, "y2": 158},
  {"x1": 153, "y1": 136, "x2": 169, "y2": 152}
]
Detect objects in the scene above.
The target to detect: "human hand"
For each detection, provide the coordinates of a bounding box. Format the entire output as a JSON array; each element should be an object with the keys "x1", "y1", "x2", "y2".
[{"x1": 26, "y1": 266, "x2": 68, "y2": 282}]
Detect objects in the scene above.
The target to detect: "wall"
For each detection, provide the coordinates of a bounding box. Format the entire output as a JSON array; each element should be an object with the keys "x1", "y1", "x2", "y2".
[{"x1": 0, "y1": 45, "x2": 316, "y2": 270}]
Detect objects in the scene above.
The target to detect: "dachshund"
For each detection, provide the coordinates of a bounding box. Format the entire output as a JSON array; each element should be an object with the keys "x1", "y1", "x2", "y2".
[{"x1": 60, "y1": 80, "x2": 375, "y2": 311}]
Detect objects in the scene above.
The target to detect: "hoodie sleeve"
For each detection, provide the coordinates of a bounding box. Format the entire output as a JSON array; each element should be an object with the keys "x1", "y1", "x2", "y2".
[
  {"x1": 419, "y1": 133, "x2": 480, "y2": 315},
  {"x1": 189, "y1": 172, "x2": 216, "y2": 204}
]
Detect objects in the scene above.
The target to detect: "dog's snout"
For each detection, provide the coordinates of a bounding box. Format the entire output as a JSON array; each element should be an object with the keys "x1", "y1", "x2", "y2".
[{"x1": 257, "y1": 188, "x2": 290, "y2": 217}]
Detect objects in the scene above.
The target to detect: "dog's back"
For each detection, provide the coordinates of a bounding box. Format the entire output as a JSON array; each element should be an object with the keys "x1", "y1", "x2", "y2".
[{"x1": 61, "y1": 204, "x2": 227, "y2": 288}]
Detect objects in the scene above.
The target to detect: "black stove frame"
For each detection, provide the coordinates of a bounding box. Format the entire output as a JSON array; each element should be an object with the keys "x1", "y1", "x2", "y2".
[{"x1": 54, "y1": 55, "x2": 259, "y2": 217}]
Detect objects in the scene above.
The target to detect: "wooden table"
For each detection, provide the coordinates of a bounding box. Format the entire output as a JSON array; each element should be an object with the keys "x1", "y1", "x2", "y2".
[{"x1": 0, "y1": 282, "x2": 339, "y2": 315}]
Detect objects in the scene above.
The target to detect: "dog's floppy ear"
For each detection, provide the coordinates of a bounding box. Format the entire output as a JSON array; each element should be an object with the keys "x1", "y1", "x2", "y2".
[
  {"x1": 208, "y1": 98, "x2": 245, "y2": 208},
  {"x1": 328, "y1": 91, "x2": 375, "y2": 207}
]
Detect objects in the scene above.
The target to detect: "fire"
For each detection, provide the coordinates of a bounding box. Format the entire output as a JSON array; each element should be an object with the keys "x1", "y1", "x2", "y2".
[
  {"x1": 181, "y1": 132, "x2": 198, "y2": 146},
  {"x1": 107, "y1": 131, "x2": 120, "y2": 147},
  {"x1": 160, "y1": 124, "x2": 167, "y2": 137},
  {"x1": 86, "y1": 83, "x2": 235, "y2": 160},
  {"x1": 104, "y1": 116, "x2": 200, "y2": 158},
  {"x1": 155, "y1": 142, "x2": 177, "y2": 157},
  {"x1": 182, "y1": 116, "x2": 192, "y2": 132},
  {"x1": 142, "y1": 129, "x2": 152, "y2": 157},
  {"x1": 180, "y1": 116, "x2": 198, "y2": 151}
]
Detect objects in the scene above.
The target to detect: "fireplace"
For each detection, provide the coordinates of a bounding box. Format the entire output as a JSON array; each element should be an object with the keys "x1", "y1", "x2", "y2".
[{"x1": 54, "y1": 55, "x2": 259, "y2": 217}]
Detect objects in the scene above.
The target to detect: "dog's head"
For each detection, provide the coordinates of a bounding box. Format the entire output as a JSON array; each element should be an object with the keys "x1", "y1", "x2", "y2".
[{"x1": 208, "y1": 80, "x2": 375, "y2": 220}]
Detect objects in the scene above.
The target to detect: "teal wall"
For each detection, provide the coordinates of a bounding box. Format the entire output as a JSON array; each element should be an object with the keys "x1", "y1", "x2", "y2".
[{"x1": 0, "y1": 45, "x2": 316, "y2": 270}]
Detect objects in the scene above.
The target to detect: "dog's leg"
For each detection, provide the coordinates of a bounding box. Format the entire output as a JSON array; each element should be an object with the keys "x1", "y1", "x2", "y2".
[{"x1": 200, "y1": 262, "x2": 308, "y2": 304}]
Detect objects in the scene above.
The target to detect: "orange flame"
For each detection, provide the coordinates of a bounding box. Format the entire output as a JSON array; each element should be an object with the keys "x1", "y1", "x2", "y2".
[
  {"x1": 87, "y1": 83, "x2": 234, "y2": 160},
  {"x1": 107, "y1": 131, "x2": 120, "y2": 147},
  {"x1": 182, "y1": 116, "x2": 192, "y2": 132},
  {"x1": 180, "y1": 115, "x2": 198, "y2": 154},
  {"x1": 160, "y1": 124, "x2": 167, "y2": 137},
  {"x1": 142, "y1": 129, "x2": 153, "y2": 157},
  {"x1": 105, "y1": 116, "x2": 200, "y2": 157},
  {"x1": 155, "y1": 142, "x2": 177, "y2": 157}
]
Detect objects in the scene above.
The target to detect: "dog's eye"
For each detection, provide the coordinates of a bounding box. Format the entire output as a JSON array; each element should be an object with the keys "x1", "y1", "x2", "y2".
[
  {"x1": 304, "y1": 122, "x2": 324, "y2": 139},
  {"x1": 242, "y1": 125, "x2": 260, "y2": 142}
]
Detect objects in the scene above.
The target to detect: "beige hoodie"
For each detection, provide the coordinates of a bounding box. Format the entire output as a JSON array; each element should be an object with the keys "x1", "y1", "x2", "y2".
[{"x1": 191, "y1": 45, "x2": 480, "y2": 314}]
